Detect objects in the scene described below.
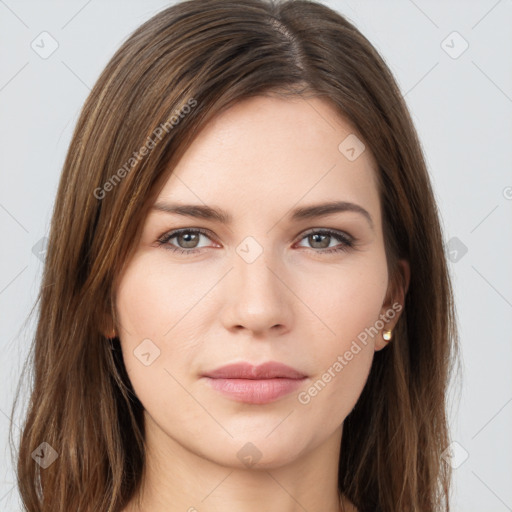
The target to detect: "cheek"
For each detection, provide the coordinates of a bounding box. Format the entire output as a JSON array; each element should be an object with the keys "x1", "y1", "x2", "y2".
[
  {"x1": 297, "y1": 290, "x2": 379, "y2": 435},
  {"x1": 297, "y1": 343, "x2": 373, "y2": 442},
  {"x1": 296, "y1": 256, "x2": 387, "y2": 419},
  {"x1": 303, "y1": 255, "x2": 388, "y2": 349},
  {"x1": 114, "y1": 263, "x2": 183, "y2": 424},
  {"x1": 114, "y1": 255, "x2": 215, "y2": 405},
  {"x1": 115, "y1": 255, "x2": 205, "y2": 340}
]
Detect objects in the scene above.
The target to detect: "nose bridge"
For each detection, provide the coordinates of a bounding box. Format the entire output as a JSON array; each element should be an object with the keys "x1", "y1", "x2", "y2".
[
  {"x1": 234, "y1": 236, "x2": 281, "y2": 304},
  {"x1": 221, "y1": 234, "x2": 292, "y2": 333}
]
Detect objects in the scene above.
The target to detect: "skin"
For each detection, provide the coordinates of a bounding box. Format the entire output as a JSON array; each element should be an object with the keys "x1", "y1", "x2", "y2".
[{"x1": 114, "y1": 95, "x2": 409, "y2": 512}]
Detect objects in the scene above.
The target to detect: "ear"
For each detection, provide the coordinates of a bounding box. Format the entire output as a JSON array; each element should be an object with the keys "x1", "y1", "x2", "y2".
[{"x1": 375, "y1": 259, "x2": 410, "y2": 351}]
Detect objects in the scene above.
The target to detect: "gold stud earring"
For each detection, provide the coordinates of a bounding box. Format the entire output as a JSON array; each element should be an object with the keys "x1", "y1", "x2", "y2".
[{"x1": 382, "y1": 330, "x2": 393, "y2": 342}]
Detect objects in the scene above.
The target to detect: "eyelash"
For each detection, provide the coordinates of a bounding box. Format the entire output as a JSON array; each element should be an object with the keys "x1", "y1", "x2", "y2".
[{"x1": 155, "y1": 228, "x2": 356, "y2": 256}]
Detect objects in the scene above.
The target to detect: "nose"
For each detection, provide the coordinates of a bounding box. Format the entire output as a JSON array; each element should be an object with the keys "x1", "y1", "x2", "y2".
[{"x1": 219, "y1": 248, "x2": 293, "y2": 337}]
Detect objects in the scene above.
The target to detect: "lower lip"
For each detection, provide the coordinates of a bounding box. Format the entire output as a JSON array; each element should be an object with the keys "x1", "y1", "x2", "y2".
[{"x1": 203, "y1": 377, "x2": 306, "y2": 404}]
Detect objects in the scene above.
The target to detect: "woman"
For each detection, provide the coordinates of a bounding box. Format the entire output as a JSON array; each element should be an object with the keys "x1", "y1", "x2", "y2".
[{"x1": 12, "y1": 0, "x2": 459, "y2": 510}]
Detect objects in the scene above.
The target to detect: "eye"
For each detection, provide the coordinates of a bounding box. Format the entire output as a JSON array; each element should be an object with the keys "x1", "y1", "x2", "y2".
[
  {"x1": 156, "y1": 228, "x2": 216, "y2": 255},
  {"x1": 295, "y1": 229, "x2": 355, "y2": 254},
  {"x1": 156, "y1": 228, "x2": 356, "y2": 256}
]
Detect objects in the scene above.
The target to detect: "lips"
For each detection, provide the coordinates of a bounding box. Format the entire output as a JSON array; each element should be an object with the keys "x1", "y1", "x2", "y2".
[
  {"x1": 201, "y1": 361, "x2": 307, "y2": 380},
  {"x1": 201, "y1": 362, "x2": 308, "y2": 404}
]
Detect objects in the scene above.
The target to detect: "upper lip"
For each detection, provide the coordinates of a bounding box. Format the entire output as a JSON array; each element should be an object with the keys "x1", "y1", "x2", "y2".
[{"x1": 202, "y1": 362, "x2": 307, "y2": 380}]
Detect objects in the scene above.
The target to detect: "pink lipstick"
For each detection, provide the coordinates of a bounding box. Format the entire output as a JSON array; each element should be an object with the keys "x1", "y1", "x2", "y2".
[{"x1": 201, "y1": 362, "x2": 307, "y2": 404}]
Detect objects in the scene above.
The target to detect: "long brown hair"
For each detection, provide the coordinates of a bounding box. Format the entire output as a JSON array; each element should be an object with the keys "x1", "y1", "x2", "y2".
[{"x1": 11, "y1": 0, "x2": 459, "y2": 510}]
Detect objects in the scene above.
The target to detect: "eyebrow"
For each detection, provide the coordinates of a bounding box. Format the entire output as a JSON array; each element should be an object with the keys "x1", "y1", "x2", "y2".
[{"x1": 151, "y1": 200, "x2": 374, "y2": 230}]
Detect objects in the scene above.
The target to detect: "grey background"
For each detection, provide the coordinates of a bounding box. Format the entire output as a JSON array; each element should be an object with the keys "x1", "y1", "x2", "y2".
[{"x1": 1, "y1": 1, "x2": 511, "y2": 510}]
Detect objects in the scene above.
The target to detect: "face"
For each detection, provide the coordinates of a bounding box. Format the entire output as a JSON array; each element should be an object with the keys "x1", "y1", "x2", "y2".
[{"x1": 114, "y1": 95, "x2": 406, "y2": 469}]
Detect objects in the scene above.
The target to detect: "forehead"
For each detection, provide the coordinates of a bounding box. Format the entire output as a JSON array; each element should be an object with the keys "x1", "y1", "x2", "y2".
[{"x1": 156, "y1": 95, "x2": 380, "y2": 221}]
